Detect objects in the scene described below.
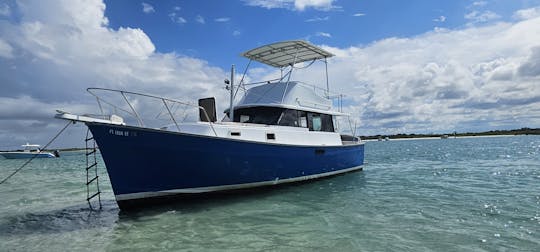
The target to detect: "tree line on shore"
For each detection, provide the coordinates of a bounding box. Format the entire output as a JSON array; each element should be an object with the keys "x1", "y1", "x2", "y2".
[{"x1": 360, "y1": 127, "x2": 540, "y2": 140}]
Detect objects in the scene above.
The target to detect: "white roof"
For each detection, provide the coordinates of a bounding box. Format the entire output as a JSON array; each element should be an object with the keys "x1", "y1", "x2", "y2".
[
  {"x1": 241, "y1": 40, "x2": 334, "y2": 68},
  {"x1": 235, "y1": 82, "x2": 346, "y2": 116},
  {"x1": 22, "y1": 143, "x2": 40, "y2": 147}
]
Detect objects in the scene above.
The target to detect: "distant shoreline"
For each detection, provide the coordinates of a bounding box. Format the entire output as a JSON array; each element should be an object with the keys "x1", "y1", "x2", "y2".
[
  {"x1": 362, "y1": 134, "x2": 520, "y2": 142},
  {"x1": 360, "y1": 127, "x2": 540, "y2": 141}
]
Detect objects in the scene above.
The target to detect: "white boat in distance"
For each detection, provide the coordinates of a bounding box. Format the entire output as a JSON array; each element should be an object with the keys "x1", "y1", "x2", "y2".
[{"x1": 0, "y1": 143, "x2": 59, "y2": 159}]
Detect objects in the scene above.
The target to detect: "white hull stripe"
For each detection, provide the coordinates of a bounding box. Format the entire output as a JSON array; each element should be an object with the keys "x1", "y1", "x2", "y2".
[{"x1": 115, "y1": 166, "x2": 363, "y2": 201}]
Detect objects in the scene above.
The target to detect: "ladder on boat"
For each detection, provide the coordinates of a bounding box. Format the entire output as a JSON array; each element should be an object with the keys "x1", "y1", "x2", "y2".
[{"x1": 85, "y1": 129, "x2": 102, "y2": 210}]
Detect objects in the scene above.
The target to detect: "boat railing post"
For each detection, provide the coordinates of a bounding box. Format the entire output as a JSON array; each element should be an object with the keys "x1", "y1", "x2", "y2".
[
  {"x1": 162, "y1": 99, "x2": 181, "y2": 132},
  {"x1": 96, "y1": 97, "x2": 104, "y2": 119},
  {"x1": 90, "y1": 88, "x2": 138, "y2": 119},
  {"x1": 121, "y1": 91, "x2": 145, "y2": 127},
  {"x1": 282, "y1": 47, "x2": 300, "y2": 102},
  {"x1": 199, "y1": 106, "x2": 218, "y2": 136}
]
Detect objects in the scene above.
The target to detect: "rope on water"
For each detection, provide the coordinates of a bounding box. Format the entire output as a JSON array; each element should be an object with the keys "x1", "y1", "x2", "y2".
[{"x1": 0, "y1": 121, "x2": 73, "y2": 185}]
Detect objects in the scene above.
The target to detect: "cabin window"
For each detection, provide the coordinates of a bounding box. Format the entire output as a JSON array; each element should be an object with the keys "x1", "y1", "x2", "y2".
[
  {"x1": 307, "y1": 112, "x2": 334, "y2": 132},
  {"x1": 311, "y1": 114, "x2": 322, "y2": 131},
  {"x1": 232, "y1": 107, "x2": 334, "y2": 132},
  {"x1": 299, "y1": 111, "x2": 307, "y2": 127},
  {"x1": 277, "y1": 109, "x2": 296, "y2": 126},
  {"x1": 321, "y1": 114, "x2": 335, "y2": 132},
  {"x1": 278, "y1": 109, "x2": 300, "y2": 127},
  {"x1": 240, "y1": 115, "x2": 250, "y2": 123},
  {"x1": 234, "y1": 107, "x2": 283, "y2": 125}
]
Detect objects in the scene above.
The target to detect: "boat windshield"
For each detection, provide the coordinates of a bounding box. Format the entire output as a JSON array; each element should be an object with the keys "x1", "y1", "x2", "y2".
[
  {"x1": 233, "y1": 107, "x2": 335, "y2": 132},
  {"x1": 233, "y1": 107, "x2": 283, "y2": 125}
]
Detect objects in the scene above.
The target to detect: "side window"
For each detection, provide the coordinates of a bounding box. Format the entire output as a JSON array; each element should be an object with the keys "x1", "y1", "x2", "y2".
[
  {"x1": 321, "y1": 114, "x2": 335, "y2": 132},
  {"x1": 307, "y1": 112, "x2": 321, "y2": 131},
  {"x1": 278, "y1": 109, "x2": 299, "y2": 127},
  {"x1": 312, "y1": 114, "x2": 322, "y2": 131},
  {"x1": 299, "y1": 111, "x2": 307, "y2": 128},
  {"x1": 307, "y1": 112, "x2": 334, "y2": 132},
  {"x1": 233, "y1": 107, "x2": 283, "y2": 125},
  {"x1": 240, "y1": 115, "x2": 250, "y2": 123}
]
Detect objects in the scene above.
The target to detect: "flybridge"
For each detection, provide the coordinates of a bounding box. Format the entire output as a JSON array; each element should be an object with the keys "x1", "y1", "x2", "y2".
[
  {"x1": 241, "y1": 40, "x2": 334, "y2": 68},
  {"x1": 233, "y1": 40, "x2": 337, "y2": 111}
]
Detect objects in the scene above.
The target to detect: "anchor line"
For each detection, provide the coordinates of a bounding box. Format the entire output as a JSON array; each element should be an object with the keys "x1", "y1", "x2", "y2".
[{"x1": 0, "y1": 121, "x2": 73, "y2": 185}]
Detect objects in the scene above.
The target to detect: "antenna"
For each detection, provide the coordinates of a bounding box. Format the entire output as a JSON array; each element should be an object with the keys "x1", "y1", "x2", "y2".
[
  {"x1": 325, "y1": 57, "x2": 330, "y2": 98},
  {"x1": 229, "y1": 65, "x2": 235, "y2": 121}
]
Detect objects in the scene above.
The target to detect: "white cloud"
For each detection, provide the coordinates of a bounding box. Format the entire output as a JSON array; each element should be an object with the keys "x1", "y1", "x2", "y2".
[
  {"x1": 1, "y1": 0, "x2": 539, "y2": 147},
  {"x1": 353, "y1": 13, "x2": 365, "y2": 17},
  {"x1": 215, "y1": 17, "x2": 230, "y2": 22},
  {"x1": 315, "y1": 32, "x2": 331, "y2": 38},
  {"x1": 243, "y1": 0, "x2": 288, "y2": 9},
  {"x1": 305, "y1": 16, "x2": 329, "y2": 22},
  {"x1": 0, "y1": 0, "x2": 227, "y2": 148},
  {"x1": 243, "y1": 0, "x2": 336, "y2": 11},
  {"x1": 433, "y1": 15, "x2": 446, "y2": 22},
  {"x1": 0, "y1": 2, "x2": 10, "y2": 16},
  {"x1": 169, "y1": 12, "x2": 187, "y2": 24},
  {"x1": 465, "y1": 10, "x2": 500, "y2": 23},
  {"x1": 0, "y1": 39, "x2": 14, "y2": 58},
  {"x1": 513, "y1": 7, "x2": 540, "y2": 20},
  {"x1": 518, "y1": 46, "x2": 540, "y2": 77},
  {"x1": 472, "y1": 1, "x2": 487, "y2": 7},
  {"x1": 168, "y1": 6, "x2": 186, "y2": 24},
  {"x1": 196, "y1": 15, "x2": 205, "y2": 24},
  {"x1": 141, "y1": 2, "x2": 155, "y2": 14},
  {"x1": 294, "y1": 0, "x2": 335, "y2": 11},
  {"x1": 288, "y1": 14, "x2": 540, "y2": 135}
]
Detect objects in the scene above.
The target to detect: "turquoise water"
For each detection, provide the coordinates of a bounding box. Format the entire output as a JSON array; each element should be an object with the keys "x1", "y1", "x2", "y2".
[{"x1": 0, "y1": 135, "x2": 539, "y2": 251}]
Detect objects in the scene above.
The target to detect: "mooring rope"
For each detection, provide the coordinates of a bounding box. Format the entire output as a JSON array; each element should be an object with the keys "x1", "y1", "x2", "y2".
[{"x1": 0, "y1": 121, "x2": 73, "y2": 185}]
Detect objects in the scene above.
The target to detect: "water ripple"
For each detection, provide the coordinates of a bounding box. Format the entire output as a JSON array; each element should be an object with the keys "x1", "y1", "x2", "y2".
[{"x1": 1, "y1": 136, "x2": 539, "y2": 251}]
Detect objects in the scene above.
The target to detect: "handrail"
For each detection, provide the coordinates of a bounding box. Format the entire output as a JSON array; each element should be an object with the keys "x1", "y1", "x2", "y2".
[{"x1": 86, "y1": 88, "x2": 218, "y2": 136}]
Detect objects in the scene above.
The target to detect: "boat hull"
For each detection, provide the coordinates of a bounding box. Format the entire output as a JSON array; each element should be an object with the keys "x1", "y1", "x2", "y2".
[
  {"x1": 0, "y1": 152, "x2": 56, "y2": 159},
  {"x1": 87, "y1": 123, "x2": 364, "y2": 209}
]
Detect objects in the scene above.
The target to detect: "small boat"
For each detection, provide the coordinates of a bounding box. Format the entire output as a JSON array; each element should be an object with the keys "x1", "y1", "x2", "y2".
[
  {"x1": 55, "y1": 40, "x2": 365, "y2": 209},
  {"x1": 0, "y1": 143, "x2": 59, "y2": 159}
]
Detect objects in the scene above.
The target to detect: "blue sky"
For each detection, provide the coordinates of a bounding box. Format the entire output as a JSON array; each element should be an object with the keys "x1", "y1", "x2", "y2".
[
  {"x1": 1, "y1": 0, "x2": 540, "y2": 148},
  {"x1": 99, "y1": 1, "x2": 534, "y2": 66},
  {"x1": 103, "y1": 0, "x2": 533, "y2": 68}
]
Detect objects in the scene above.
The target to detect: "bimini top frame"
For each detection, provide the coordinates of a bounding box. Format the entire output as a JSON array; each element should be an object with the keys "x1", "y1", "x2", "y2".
[
  {"x1": 241, "y1": 40, "x2": 334, "y2": 68},
  {"x1": 230, "y1": 40, "x2": 344, "y2": 121},
  {"x1": 237, "y1": 40, "x2": 335, "y2": 101}
]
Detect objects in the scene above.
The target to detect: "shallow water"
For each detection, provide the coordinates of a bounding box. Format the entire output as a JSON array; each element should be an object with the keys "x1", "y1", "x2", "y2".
[{"x1": 0, "y1": 135, "x2": 539, "y2": 251}]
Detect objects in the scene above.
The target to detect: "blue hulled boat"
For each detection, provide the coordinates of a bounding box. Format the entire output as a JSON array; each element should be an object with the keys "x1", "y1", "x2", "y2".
[{"x1": 56, "y1": 41, "x2": 364, "y2": 209}]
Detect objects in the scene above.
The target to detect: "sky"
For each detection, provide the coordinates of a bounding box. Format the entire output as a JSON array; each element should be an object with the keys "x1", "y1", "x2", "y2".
[{"x1": 1, "y1": 0, "x2": 540, "y2": 149}]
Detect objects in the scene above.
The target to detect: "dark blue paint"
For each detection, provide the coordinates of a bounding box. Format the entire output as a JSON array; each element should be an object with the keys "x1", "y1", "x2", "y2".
[{"x1": 88, "y1": 123, "x2": 364, "y2": 198}]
